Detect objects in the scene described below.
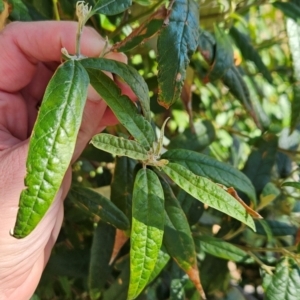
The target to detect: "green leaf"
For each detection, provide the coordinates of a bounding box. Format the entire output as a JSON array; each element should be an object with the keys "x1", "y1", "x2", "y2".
[
  {"x1": 161, "y1": 178, "x2": 197, "y2": 271},
  {"x1": 162, "y1": 149, "x2": 256, "y2": 203},
  {"x1": 286, "y1": 18, "x2": 300, "y2": 132},
  {"x1": 229, "y1": 26, "x2": 273, "y2": 83},
  {"x1": 282, "y1": 181, "x2": 300, "y2": 189},
  {"x1": 157, "y1": 0, "x2": 199, "y2": 108},
  {"x1": 7, "y1": 0, "x2": 31, "y2": 20},
  {"x1": 83, "y1": 68, "x2": 155, "y2": 150},
  {"x1": 80, "y1": 58, "x2": 151, "y2": 121},
  {"x1": 160, "y1": 178, "x2": 205, "y2": 298},
  {"x1": 102, "y1": 256, "x2": 130, "y2": 300},
  {"x1": 263, "y1": 257, "x2": 300, "y2": 300},
  {"x1": 68, "y1": 186, "x2": 130, "y2": 230},
  {"x1": 255, "y1": 220, "x2": 297, "y2": 237},
  {"x1": 177, "y1": 189, "x2": 204, "y2": 226},
  {"x1": 91, "y1": 133, "x2": 148, "y2": 161},
  {"x1": 194, "y1": 236, "x2": 253, "y2": 263},
  {"x1": 92, "y1": 0, "x2": 131, "y2": 15},
  {"x1": 0, "y1": 0, "x2": 4, "y2": 12},
  {"x1": 27, "y1": 0, "x2": 53, "y2": 19},
  {"x1": 198, "y1": 29, "x2": 216, "y2": 65},
  {"x1": 242, "y1": 135, "x2": 278, "y2": 195},
  {"x1": 273, "y1": 2, "x2": 300, "y2": 22},
  {"x1": 169, "y1": 263, "x2": 188, "y2": 300},
  {"x1": 168, "y1": 120, "x2": 215, "y2": 152},
  {"x1": 88, "y1": 221, "x2": 116, "y2": 300},
  {"x1": 222, "y1": 66, "x2": 256, "y2": 123},
  {"x1": 162, "y1": 163, "x2": 256, "y2": 231},
  {"x1": 128, "y1": 168, "x2": 165, "y2": 300},
  {"x1": 207, "y1": 25, "x2": 234, "y2": 82},
  {"x1": 111, "y1": 157, "x2": 136, "y2": 223},
  {"x1": 13, "y1": 61, "x2": 89, "y2": 238},
  {"x1": 148, "y1": 246, "x2": 170, "y2": 284},
  {"x1": 45, "y1": 249, "x2": 90, "y2": 279}
]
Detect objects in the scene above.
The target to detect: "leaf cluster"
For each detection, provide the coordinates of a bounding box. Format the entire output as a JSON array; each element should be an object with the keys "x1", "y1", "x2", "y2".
[{"x1": 3, "y1": 0, "x2": 300, "y2": 299}]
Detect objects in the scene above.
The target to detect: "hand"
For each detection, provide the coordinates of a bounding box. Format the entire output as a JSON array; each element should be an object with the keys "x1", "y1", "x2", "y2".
[{"x1": 0, "y1": 21, "x2": 129, "y2": 299}]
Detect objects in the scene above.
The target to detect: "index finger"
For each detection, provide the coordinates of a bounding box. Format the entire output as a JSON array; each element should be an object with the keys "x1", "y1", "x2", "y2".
[{"x1": 0, "y1": 21, "x2": 108, "y2": 92}]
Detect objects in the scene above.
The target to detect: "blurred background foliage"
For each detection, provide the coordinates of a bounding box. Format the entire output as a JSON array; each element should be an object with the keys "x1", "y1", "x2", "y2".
[{"x1": 2, "y1": 0, "x2": 300, "y2": 299}]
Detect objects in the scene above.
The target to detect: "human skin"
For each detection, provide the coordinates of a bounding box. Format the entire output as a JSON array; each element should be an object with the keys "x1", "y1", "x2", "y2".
[{"x1": 0, "y1": 21, "x2": 131, "y2": 299}]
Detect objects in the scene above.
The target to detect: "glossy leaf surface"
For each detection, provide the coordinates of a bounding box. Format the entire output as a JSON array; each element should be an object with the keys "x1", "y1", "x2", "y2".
[
  {"x1": 91, "y1": 133, "x2": 148, "y2": 161},
  {"x1": 84, "y1": 68, "x2": 155, "y2": 150},
  {"x1": 162, "y1": 163, "x2": 256, "y2": 231},
  {"x1": 80, "y1": 58, "x2": 151, "y2": 121},
  {"x1": 129, "y1": 168, "x2": 165, "y2": 299},
  {"x1": 162, "y1": 149, "x2": 256, "y2": 202},
  {"x1": 263, "y1": 257, "x2": 300, "y2": 300},
  {"x1": 13, "y1": 60, "x2": 89, "y2": 238},
  {"x1": 157, "y1": 0, "x2": 199, "y2": 108},
  {"x1": 68, "y1": 186, "x2": 130, "y2": 230}
]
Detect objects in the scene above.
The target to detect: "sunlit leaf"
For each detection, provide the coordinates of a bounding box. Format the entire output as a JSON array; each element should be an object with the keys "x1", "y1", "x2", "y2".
[
  {"x1": 286, "y1": 18, "x2": 300, "y2": 132},
  {"x1": 80, "y1": 58, "x2": 151, "y2": 121},
  {"x1": 162, "y1": 163, "x2": 256, "y2": 231},
  {"x1": 263, "y1": 257, "x2": 300, "y2": 300},
  {"x1": 162, "y1": 149, "x2": 256, "y2": 203},
  {"x1": 84, "y1": 68, "x2": 155, "y2": 150},
  {"x1": 91, "y1": 133, "x2": 148, "y2": 161},
  {"x1": 128, "y1": 168, "x2": 165, "y2": 299},
  {"x1": 13, "y1": 61, "x2": 89, "y2": 238}
]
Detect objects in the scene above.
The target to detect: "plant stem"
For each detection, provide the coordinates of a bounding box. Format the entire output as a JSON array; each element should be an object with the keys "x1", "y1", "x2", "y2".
[
  {"x1": 247, "y1": 251, "x2": 275, "y2": 275},
  {"x1": 76, "y1": 24, "x2": 82, "y2": 57},
  {"x1": 52, "y1": 0, "x2": 60, "y2": 21}
]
